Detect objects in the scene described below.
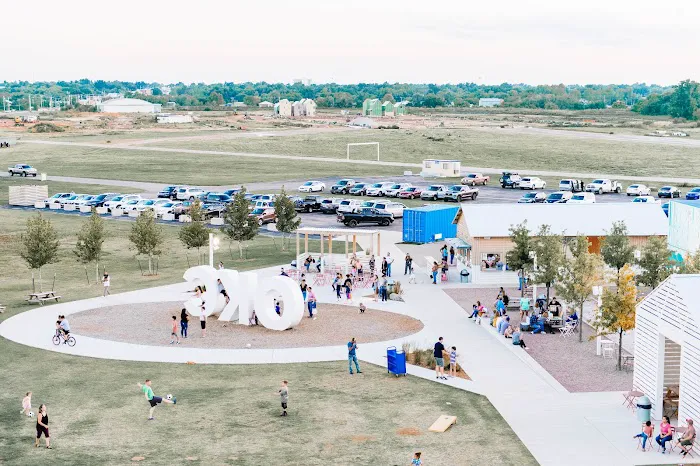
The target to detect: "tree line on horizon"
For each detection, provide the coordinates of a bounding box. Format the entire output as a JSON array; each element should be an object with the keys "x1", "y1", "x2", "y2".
[{"x1": 2, "y1": 79, "x2": 696, "y2": 118}]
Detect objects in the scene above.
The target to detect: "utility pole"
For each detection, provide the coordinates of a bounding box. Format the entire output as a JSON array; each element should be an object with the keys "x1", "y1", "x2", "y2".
[{"x1": 28, "y1": 94, "x2": 32, "y2": 111}]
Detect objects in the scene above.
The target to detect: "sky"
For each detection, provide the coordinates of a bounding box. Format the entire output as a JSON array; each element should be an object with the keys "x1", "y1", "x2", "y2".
[{"x1": 1, "y1": 0, "x2": 698, "y2": 85}]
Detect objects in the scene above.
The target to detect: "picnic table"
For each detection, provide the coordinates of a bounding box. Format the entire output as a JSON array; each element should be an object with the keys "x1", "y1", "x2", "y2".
[{"x1": 26, "y1": 291, "x2": 62, "y2": 305}]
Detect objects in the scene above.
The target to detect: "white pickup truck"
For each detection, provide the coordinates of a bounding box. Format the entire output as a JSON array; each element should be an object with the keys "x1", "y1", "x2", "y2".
[
  {"x1": 585, "y1": 179, "x2": 622, "y2": 194},
  {"x1": 8, "y1": 164, "x2": 38, "y2": 177}
]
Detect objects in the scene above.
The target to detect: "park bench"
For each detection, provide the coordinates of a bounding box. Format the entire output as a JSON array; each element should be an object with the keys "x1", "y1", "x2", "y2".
[
  {"x1": 26, "y1": 291, "x2": 62, "y2": 305},
  {"x1": 0, "y1": 303, "x2": 5, "y2": 313}
]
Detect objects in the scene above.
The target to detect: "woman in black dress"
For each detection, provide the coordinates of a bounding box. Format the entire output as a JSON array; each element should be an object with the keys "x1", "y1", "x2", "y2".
[{"x1": 35, "y1": 404, "x2": 50, "y2": 449}]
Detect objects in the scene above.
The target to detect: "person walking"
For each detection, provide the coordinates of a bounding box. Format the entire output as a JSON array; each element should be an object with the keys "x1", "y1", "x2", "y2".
[
  {"x1": 279, "y1": 380, "x2": 289, "y2": 417},
  {"x1": 434, "y1": 337, "x2": 447, "y2": 380},
  {"x1": 380, "y1": 276, "x2": 388, "y2": 302},
  {"x1": 449, "y1": 246, "x2": 455, "y2": 265},
  {"x1": 180, "y1": 308, "x2": 189, "y2": 339},
  {"x1": 307, "y1": 287, "x2": 316, "y2": 318},
  {"x1": 169, "y1": 316, "x2": 180, "y2": 344},
  {"x1": 381, "y1": 257, "x2": 388, "y2": 277},
  {"x1": 449, "y1": 346, "x2": 458, "y2": 378},
  {"x1": 372, "y1": 275, "x2": 379, "y2": 302},
  {"x1": 348, "y1": 338, "x2": 362, "y2": 374},
  {"x1": 199, "y1": 302, "x2": 207, "y2": 338},
  {"x1": 343, "y1": 274, "x2": 353, "y2": 301},
  {"x1": 431, "y1": 261, "x2": 439, "y2": 285},
  {"x1": 333, "y1": 273, "x2": 342, "y2": 301},
  {"x1": 369, "y1": 255, "x2": 376, "y2": 275},
  {"x1": 137, "y1": 379, "x2": 176, "y2": 420},
  {"x1": 34, "y1": 404, "x2": 50, "y2": 449},
  {"x1": 102, "y1": 272, "x2": 111, "y2": 297},
  {"x1": 218, "y1": 261, "x2": 224, "y2": 270},
  {"x1": 404, "y1": 253, "x2": 413, "y2": 275},
  {"x1": 21, "y1": 391, "x2": 32, "y2": 416},
  {"x1": 386, "y1": 253, "x2": 394, "y2": 277},
  {"x1": 300, "y1": 279, "x2": 308, "y2": 302}
]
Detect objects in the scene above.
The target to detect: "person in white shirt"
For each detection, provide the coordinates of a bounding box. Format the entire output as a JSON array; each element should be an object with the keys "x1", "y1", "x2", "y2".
[
  {"x1": 102, "y1": 273, "x2": 111, "y2": 297},
  {"x1": 386, "y1": 252, "x2": 394, "y2": 277}
]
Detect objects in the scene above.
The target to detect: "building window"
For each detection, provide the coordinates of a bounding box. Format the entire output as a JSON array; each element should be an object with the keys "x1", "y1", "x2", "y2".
[{"x1": 481, "y1": 253, "x2": 503, "y2": 271}]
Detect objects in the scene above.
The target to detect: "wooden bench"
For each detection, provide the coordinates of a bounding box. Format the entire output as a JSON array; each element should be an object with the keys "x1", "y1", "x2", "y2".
[
  {"x1": 0, "y1": 304, "x2": 5, "y2": 313},
  {"x1": 26, "y1": 291, "x2": 62, "y2": 305}
]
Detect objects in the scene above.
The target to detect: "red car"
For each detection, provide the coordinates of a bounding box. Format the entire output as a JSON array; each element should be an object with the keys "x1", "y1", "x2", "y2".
[{"x1": 398, "y1": 187, "x2": 422, "y2": 199}]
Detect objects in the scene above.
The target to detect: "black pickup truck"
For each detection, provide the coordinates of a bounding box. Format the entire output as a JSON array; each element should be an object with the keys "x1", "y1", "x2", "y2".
[
  {"x1": 294, "y1": 195, "x2": 325, "y2": 213},
  {"x1": 337, "y1": 208, "x2": 394, "y2": 227}
]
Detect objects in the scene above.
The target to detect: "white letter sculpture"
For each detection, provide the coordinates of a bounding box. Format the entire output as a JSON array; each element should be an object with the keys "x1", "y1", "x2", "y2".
[{"x1": 183, "y1": 266, "x2": 304, "y2": 331}]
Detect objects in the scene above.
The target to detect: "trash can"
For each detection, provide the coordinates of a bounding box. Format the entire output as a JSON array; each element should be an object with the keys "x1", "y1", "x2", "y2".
[
  {"x1": 460, "y1": 269, "x2": 470, "y2": 283},
  {"x1": 637, "y1": 395, "x2": 652, "y2": 423}
]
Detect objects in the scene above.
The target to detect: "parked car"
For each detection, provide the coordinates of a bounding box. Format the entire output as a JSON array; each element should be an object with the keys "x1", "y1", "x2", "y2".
[
  {"x1": 298, "y1": 181, "x2": 325, "y2": 193},
  {"x1": 254, "y1": 200, "x2": 275, "y2": 210},
  {"x1": 348, "y1": 183, "x2": 368, "y2": 196},
  {"x1": 365, "y1": 182, "x2": 396, "y2": 197},
  {"x1": 154, "y1": 201, "x2": 183, "y2": 218},
  {"x1": 337, "y1": 199, "x2": 362, "y2": 213},
  {"x1": 658, "y1": 186, "x2": 681, "y2": 198},
  {"x1": 499, "y1": 172, "x2": 521, "y2": 188},
  {"x1": 104, "y1": 194, "x2": 142, "y2": 211},
  {"x1": 203, "y1": 203, "x2": 227, "y2": 219},
  {"x1": 223, "y1": 188, "x2": 241, "y2": 197},
  {"x1": 173, "y1": 201, "x2": 194, "y2": 218},
  {"x1": 545, "y1": 191, "x2": 573, "y2": 203},
  {"x1": 330, "y1": 179, "x2": 356, "y2": 194},
  {"x1": 69, "y1": 195, "x2": 98, "y2": 207},
  {"x1": 8, "y1": 164, "x2": 38, "y2": 177},
  {"x1": 384, "y1": 183, "x2": 411, "y2": 197},
  {"x1": 249, "y1": 207, "x2": 276, "y2": 226},
  {"x1": 461, "y1": 173, "x2": 490, "y2": 186},
  {"x1": 337, "y1": 208, "x2": 394, "y2": 227},
  {"x1": 295, "y1": 195, "x2": 325, "y2": 213},
  {"x1": 62, "y1": 194, "x2": 93, "y2": 208},
  {"x1": 203, "y1": 193, "x2": 233, "y2": 204},
  {"x1": 320, "y1": 198, "x2": 341, "y2": 214},
  {"x1": 585, "y1": 179, "x2": 622, "y2": 194},
  {"x1": 249, "y1": 194, "x2": 275, "y2": 203},
  {"x1": 558, "y1": 179, "x2": 584, "y2": 192},
  {"x1": 360, "y1": 201, "x2": 376, "y2": 209},
  {"x1": 567, "y1": 192, "x2": 596, "y2": 204},
  {"x1": 518, "y1": 192, "x2": 547, "y2": 203},
  {"x1": 633, "y1": 196, "x2": 657, "y2": 203},
  {"x1": 373, "y1": 201, "x2": 406, "y2": 218},
  {"x1": 685, "y1": 187, "x2": 700, "y2": 200},
  {"x1": 158, "y1": 186, "x2": 178, "y2": 199},
  {"x1": 121, "y1": 199, "x2": 142, "y2": 212},
  {"x1": 44, "y1": 192, "x2": 75, "y2": 205},
  {"x1": 398, "y1": 187, "x2": 422, "y2": 199},
  {"x1": 84, "y1": 193, "x2": 120, "y2": 208},
  {"x1": 519, "y1": 177, "x2": 546, "y2": 190},
  {"x1": 626, "y1": 184, "x2": 651, "y2": 196},
  {"x1": 420, "y1": 184, "x2": 449, "y2": 201},
  {"x1": 444, "y1": 185, "x2": 479, "y2": 202},
  {"x1": 176, "y1": 187, "x2": 206, "y2": 201}
]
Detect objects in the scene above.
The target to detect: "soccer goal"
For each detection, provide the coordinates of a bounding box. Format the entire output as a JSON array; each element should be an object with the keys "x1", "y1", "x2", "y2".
[{"x1": 346, "y1": 142, "x2": 379, "y2": 161}]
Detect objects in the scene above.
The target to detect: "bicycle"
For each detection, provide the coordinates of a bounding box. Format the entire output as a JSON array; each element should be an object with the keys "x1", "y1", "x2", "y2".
[{"x1": 52, "y1": 329, "x2": 76, "y2": 347}]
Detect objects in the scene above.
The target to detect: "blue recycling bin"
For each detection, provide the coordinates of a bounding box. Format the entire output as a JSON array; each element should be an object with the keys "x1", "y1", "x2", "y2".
[{"x1": 387, "y1": 346, "x2": 407, "y2": 377}]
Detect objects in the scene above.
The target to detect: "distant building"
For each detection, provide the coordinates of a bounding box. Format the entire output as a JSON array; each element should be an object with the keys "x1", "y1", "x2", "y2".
[
  {"x1": 363, "y1": 99, "x2": 382, "y2": 117},
  {"x1": 134, "y1": 88, "x2": 153, "y2": 96},
  {"x1": 259, "y1": 101, "x2": 274, "y2": 108},
  {"x1": 478, "y1": 98, "x2": 504, "y2": 107},
  {"x1": 97, "y1": 98, "x2": 161, "y2": 113},
  {"x1": 348, "y1": 117, "x2": 376, "y2": 128},
  {"x1": 382, "y1": 101, "x2": 394, "y2": 117},
  {"x1": 291, "y1": 98, "x2": 317, "y2": 117},
  {"x1": 293, "y1": 78, "x2": 312, "y2": 86},
  {"x1": 394, "y1": 101, "x2": 408, "y2": 116},
  {"x1": 274, "y1": 99, "x2": 292, "y2": 117},
  {"x1": 164, "y1": 101, "x2": 177, "y2": 109},
  {"x1": 159, "y1": 86, "x2": 171, "y2": 95},
  {"x1": 78, "y1": 95, "x2": 103, "y2": 106},
  {"x1": 421, "y1": 159, "x2": 461, "y2": 177},
  {"x1": 157, "y1": 113, "x2": 193, "y2": 124}
]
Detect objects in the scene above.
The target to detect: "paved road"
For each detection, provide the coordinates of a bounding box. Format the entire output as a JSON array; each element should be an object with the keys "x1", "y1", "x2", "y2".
[{"x1": 20, "y1": 138, "x2": 700, "y2": 184}]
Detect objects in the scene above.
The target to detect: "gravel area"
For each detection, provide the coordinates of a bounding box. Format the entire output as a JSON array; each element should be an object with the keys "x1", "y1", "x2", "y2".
[
  {"x1": 71, "y1": 302, "x2": 423, "y2": 349},
  {"x1": 444, "y1": 286, "x2": 632, "y2": 392}
]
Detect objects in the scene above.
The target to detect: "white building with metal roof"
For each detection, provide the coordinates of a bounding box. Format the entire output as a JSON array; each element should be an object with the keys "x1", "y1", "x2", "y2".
[{"x1": 97, "y1": 98, "x2": 161, "y2": 113}]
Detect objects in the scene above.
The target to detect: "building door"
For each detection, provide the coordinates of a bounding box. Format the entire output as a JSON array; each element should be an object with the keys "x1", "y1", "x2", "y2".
[{"x1": 587, "y1": 236, "x2": 602, "y2": 254}]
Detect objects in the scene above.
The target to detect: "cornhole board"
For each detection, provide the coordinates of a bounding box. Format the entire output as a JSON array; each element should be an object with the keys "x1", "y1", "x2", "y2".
[{"x1": 428, "y1": 415, "x2": 457, "y2": 432}]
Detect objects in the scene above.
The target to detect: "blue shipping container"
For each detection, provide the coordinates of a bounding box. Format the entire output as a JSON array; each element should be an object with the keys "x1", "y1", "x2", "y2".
[{"x1": 402, "y1": 205, "x2": 459, "y2": 244}]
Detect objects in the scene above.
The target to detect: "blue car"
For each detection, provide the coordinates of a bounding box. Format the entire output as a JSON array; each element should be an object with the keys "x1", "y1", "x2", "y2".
[
  {"x1": 686, "y1": 187, "x2": 700, "y2": 200},
  {"x1": 85, "y1": 193, "x2": 120, "y2": 207}
]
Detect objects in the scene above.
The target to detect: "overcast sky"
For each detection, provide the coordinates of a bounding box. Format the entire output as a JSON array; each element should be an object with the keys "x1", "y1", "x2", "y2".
[{"x1": 2, "y1": 0, "x2": 698, "y2": 85}]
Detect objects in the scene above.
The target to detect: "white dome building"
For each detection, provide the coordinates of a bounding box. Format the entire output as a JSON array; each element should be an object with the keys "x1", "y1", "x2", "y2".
[{"x1": 97, "y1": 98, "x2": 162, "y2": 113}]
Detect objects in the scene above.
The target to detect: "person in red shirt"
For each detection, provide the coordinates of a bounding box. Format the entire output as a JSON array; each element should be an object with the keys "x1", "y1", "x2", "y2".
[{"x1": 170, "y1": 316, "x2": 180, "y2": 345}]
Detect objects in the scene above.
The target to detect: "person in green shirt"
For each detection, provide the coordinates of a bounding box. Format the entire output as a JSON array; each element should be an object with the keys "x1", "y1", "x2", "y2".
[{"x1": 137, "y1": 379, "x2": 175, "y2": 420}]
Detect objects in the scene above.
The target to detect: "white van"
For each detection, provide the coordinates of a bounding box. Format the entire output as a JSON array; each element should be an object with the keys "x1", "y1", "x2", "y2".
[{"x1": 567, "y1": 192, "x2": 596, "y2": 204}]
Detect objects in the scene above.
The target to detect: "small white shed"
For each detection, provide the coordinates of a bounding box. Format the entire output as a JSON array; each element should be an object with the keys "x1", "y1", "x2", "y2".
[
  {"x1": 633, "y1": 274, "x2": 700, "y2": 421},
  {"x1": 421, "y1": 160, "x2": 461, "y2": 177}
]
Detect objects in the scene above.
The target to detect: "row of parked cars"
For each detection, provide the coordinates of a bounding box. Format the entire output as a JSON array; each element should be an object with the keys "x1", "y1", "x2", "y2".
[{"x1": 297, "y1": 179, "x2": 480, "y2": 202}]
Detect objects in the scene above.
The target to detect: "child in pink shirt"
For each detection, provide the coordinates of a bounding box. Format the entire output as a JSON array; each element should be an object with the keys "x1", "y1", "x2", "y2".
[{"x1": 634, "y1": 421, "x2": 654, "y2": 450}]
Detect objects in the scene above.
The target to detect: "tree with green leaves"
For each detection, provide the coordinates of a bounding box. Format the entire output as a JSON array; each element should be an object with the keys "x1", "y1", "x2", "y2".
[
  {"x1": 680, "y1": 250, "x2": 700, "y2": 274},
  {"x1": 274, "y1": 186, "x2": 301, "y2": 250},
  {"x1": 556, "y1": 235, "x2": 604, "y2": 342},
  {"x1": 590, "y1": 264, "x2": 638, "y2": 370},
  {"x1": 636, "y1": 236, "x2": 672, "y2": 289},
  {"x1": 532, "y1": 225, "x2": 565, "y2": 303},
  {"x1": 601, "y1": 221, "x2": 634, "y2": 279},
  {"x1": 221, "y1": 188, "x2": 258, "y2": 258},
  {"x1": 670, "y1": 80, "x2": 699, "y2": 120},
  {"x1": 128, "y1": 209, "x2": 164, "y2": 275},
  {"x1": 178, "y1": 201, "x2": 209, "y2": 265},
  {"x1": 20, "y1": 213, "x2": 60, "y2": 291},
  {"x1": 506, "y1": 222, "x2": 533, "y2": 297},
  {"x1": 74, "y1": 209, "x2": 106, "y2": 284}
]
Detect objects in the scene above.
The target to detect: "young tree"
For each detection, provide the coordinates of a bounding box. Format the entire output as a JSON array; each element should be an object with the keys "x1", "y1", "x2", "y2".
[
  {"x1": 532, "y1": 225, "x2": 565, "y2": 303},
  {"x1": 20, "y1": 214, "x2": 61, "y2": 291},
  {"x1": 74, "y1": 209, "x2": 106, "y2": 283},
  {"x1": 178, "y1": 201, "x2": 209, "y2": 265},
  {"x1": 505, "y1": 222, "x2": 533, "y2": 297},
  {"x1": 590, "y1": 264, "x2": 638, "y2": 370},
  {"x1": 601, "y1": 221, "x2": 634, "y2": 279},
  {"x1": 128, "y1": 209, "x2": 164, "y2": 275},
  {"x1": 274, "y1": 186, "x2": 301, "y2": 250},
  {"x1": 680, "y1": 250, "x2": 700, "y2": 274},
  {"x1": 636, "y1": 236, "x2": 672, "y2": 289},
  {"x1": 221, "y1": 188, "x2": 258, "y2": 258},
  {"x1": 556, "y1": 235, "x2": 604, "y2": 342}
]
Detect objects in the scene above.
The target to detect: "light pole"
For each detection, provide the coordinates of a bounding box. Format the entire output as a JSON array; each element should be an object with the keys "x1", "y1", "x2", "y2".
[
  {"x1": 209, "y1": 233, "x2": 220, "y2": 267},
  {"x1": 529, "y1": 250, "x2": 538, "y2": 307},
  {"x1": 593, "y1": 285, "x2": 604, "y2": 355}
]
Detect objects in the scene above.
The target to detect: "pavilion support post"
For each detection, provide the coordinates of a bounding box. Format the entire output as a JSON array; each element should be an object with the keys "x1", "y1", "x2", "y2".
[
  {"x1": 345, "y1": 235, "x2": 349, "y2": 275},
  {"x1": 377, "y1": 232, "x2": 381, "y2": 256},
  {"x1": 320, "y1": 233, "x2": 324, "y2": 273},
  {"x1": 329, "y1": 234, "x2": 333, "y2": 267},
  {"x1": 304, "y1": 233, "x2": 308, "y2": 256},
  {"x1": 352, "y1": 234, "x2": 357, "y2": 254},
  {"x1": 296, "y1": 231, "x2": 299, "y2": 268}
]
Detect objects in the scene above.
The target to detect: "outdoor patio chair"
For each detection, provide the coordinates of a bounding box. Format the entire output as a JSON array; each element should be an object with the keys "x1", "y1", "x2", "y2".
[
  {"x1": 636, "y1": 433, "x2": 653, "y2": 451},
  {"x1": 656, "y1": 427, "x2": 676, "y2": 454},
  {"x1": 559, "y1": 322, "x2": 577, "y2": 337},
  {"x1": 601, "y1": 341, "x2": 614, "y2": 359}
]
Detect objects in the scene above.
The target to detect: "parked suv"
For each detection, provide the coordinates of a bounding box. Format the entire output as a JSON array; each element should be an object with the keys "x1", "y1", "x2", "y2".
[
  {"x1": 365, "y1": 182, "x2": 396, "y2": 197},
  {"x1": 444, "y1": 185, "x2": 478, "y2": 202},
  {"x1": 384, "y1": 183, "x2": 411, "y2": 197},
  {"x1": 249, "y1": 207, "x2": 277, "y2": 226},
  {"x1": 348, "y1": 183, "x2": 368, "y2": 196},
  {"x1": 420, "y1": 185, "x2": 449, "y2": 201},
  {"x1": 176, "y1": 187, "x2": 206, "y2": 200},
  {"x1": 500, "y1": 172, "x2": 521, "y2": 188},
  {"x1": 330, "y1": 179, "x2": 356, "y2": 194}
]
